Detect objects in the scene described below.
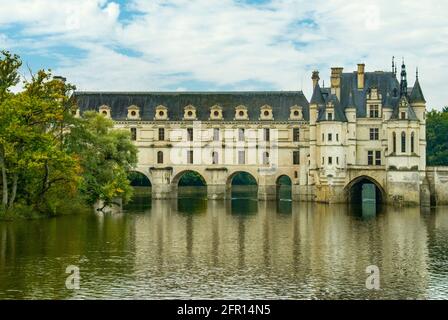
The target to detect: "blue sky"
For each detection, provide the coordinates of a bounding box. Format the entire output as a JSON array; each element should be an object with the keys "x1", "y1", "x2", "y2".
[{"x1": 0, "y1": 0, "x2": 447, "y2": 109}]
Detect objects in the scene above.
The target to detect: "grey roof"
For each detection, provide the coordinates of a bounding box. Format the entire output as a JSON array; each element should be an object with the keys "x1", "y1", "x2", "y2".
[
  {"x1": 73, "y1": 91, "x2": 310, "y2": 121},
  {"x1": 391, "y1": 96, "x2": 418, "y2": 120},
  {"x1": 310, "y1": 83, "x2": 325, "y2": 105},
  {"x1": 317, "y1": 94, "x2": 348, "y2": 122},
  {"x1": 409, "y1": 78, "x2": 426, "y2": 103}
]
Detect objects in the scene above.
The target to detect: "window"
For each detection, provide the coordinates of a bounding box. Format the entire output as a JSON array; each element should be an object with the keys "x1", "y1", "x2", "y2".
[
  {"x1": 263, "y1": 152, "x2": 269, "y2": 165},
  {"x1": 336, "y1": 134, "x2": 339, "y2": 142},
  {"x1": 157, "y1": 151, "x2": 163, "y2": 164},
  {"x1": 401, "y1": 111, "x2": 406, "y2": 120},
  {"x1": 328, "y1": 112, "x2": 333, "y2": 121},
  {"x1": 368, "y1": 150, "x2": 381, "y2": 165},
  {"x1": 187, "y1": 150, "x2": 193, "y2": 164},
  {"x1": 336, "y1": 157, "x2": 339, "y2": 165},
  {"x1": 238, "y1": 128, "x2": 245, "y2": 141},
  {"x1": 322, "y1": 157, "x2": 324, "y2": 165},
  {"x1": 328, "y1": 133, "x2": 332, "y2": 141},
  {"x1": 375, "y1": 151, "x2": 381, "y2": 165},
  {"x1": 238, "y1": 151, "x2": 245, "y2": 164},
  {"x1": 411, "y1": 132, "x2": 415, "y2": 153},
  {"x1": 263, "y1": 128, "x2": 270, "y2": 141},
  {"x1": 368, "y1": 151, "x2": 374, "y2": 165},
  {"x1": 293, "y1": 151, "x2": 300, "y2": 165},
  {"x1": 213, "y1": 128, "x2": 220, "y2": 141},
  {"x1": 369, "y1": 128, "x2": 379, "y2": 140},
  {"x1": 158, "y1": 128, "x2": 165, "y2": 141},
  {"x1": 401, "y1": 132, "x2": 406, "y2": 153},
  {"x1": 187, "y1": 128, "x2": 193, "y2": 141},
  {"x1": 293, "y1": 128, "x2": 300, "y2": 142},
  {"x1": 212, "y1": 152, "x2": 218, "y2": 164},
  {"x1": 328, "y1": 157, "x2": 333, "y2": 165},
  {"x1": 393, "y1": 132, "x2": 397, "y2": 153},
  {"x1": 322, "y1": 133, "x2": 324, "y2": 142},
  {"x1": 294, "y1": 171, "x2": 298, "y2": 179},
  {"x1": 130, "y1": 128, "x2": 137, "y2": 141},
  {"x1": 369, "y1": 105, "x2": 379, "y2": 118}
]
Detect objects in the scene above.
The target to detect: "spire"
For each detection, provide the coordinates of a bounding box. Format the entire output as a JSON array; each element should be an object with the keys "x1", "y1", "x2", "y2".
[
  {"x1": 400, "y1": 57, "x2": 408, "y2": 97},
  {"x1": 410, "y1": 71, "x2": 426, "y2": 104},
  {"x1": 392, "y1": 56, "x2": 396, "y2": 76},
  {"x1": 310, "y1": 83, "x2": 325, "y2": 105}
]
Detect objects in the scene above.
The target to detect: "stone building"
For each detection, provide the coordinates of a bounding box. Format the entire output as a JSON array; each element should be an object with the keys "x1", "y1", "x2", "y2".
[{"x1": 74, "y1": 60, "x2": 444, "y2": 205}]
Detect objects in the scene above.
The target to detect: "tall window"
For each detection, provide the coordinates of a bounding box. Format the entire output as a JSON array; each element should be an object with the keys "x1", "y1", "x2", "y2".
[
  {"x1": 263, "y1": 128, "x2": 270, "y2": 141},
  {"x1": 328, "y1": 133, "x2": 332, "y2": 141},
  {"x1": 327, "y1": 112, "x2": 333, "y2": 121},
  {"x1": 263, "y1": 152, "x2": 269, "y2": 165},
  {"x1": 293, "y1": 151, "x2": 300, "y2": 165},
  {"x1": 293, "y1": 128, "x2": 300, "y2": 142},
  {"x1": 375, "y1": 151, "x2": 381, "y2": 165},
  {"x1": 369, "y1": 105, "x2": 379, "y2": 118},
  {"x1": 238, "y1": 128, "x2": 245, "y2": 141},
  {"x1": 238, "y1": 151, "x2": 245, "y2": 164},
  {"x1": 213, "y1": 128, "x2": 220, "y2": 141},
  {"x1": 158, "y1": 128, "x2": 165, "y2": 141},
  {"x1": 393, "y1": 132, "x2": 397, "y2": 153},
  {"x1": 401, "y1": 132, "x2": 406, "y2": 153},
  {"x1": 130, "y1": 128, "x2": 137, "y2": 141},
  {"x1": 187, "y1": 128, "x2": 193, "y2": 141},
  {"x1": 336, "y1": 134, "x2": 339, "y2": 142},
  {"x1": 157, "y1": 151, "x2": 163, "y2": 164},
  {"x1": 328, "y1": 157, "x2": 333, "y2": 165},
  {"x1": 368, "y1": 151, "x2": 381, "y2": 165},
  {"x1": 401, "y1": 111, "x2": 406, "y2": 120},
  {"x1": 411, "y1": 132, "x2": 415, "y2": 153},
  {"x1": 187, "y1": 150, "x2": 193, "y2": 164},
  {"x1": 212, "y1": 151, "x2": 218, "y2": 164},
  {"x1": 322, "y1": 133, "x2": 324, "y2": 142},
  {"x1": 369, "y1": 128, "x2": 379, "y2": 140}
]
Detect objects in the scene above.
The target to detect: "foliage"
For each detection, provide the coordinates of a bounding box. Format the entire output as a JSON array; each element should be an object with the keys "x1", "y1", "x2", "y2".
[
  {"x1": 0, "y1": 51, "x2": 137, "y2": 218},
  {"x1": 426, "y1": 107, "x2": 448, "y2": 166},
  {"x1": 128, "y1": 171, "x2": 151, "y2": 187}
]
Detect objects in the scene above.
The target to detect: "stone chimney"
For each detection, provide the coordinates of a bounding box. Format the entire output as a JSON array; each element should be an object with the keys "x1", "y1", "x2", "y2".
[
  {"x1": 330, "y1": 67, "x2": 343, "y2": 99},
  {"x1": 312, "y1": 70, "x2": 320, "y2": 89},
  {"x1": 357, "y1": 64, "x2": 365, "y2": 90}
]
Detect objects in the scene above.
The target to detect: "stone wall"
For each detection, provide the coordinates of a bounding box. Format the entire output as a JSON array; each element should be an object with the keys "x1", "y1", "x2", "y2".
[{"x1": 426, "y1": 167, "x2": 448, "y2": 206}]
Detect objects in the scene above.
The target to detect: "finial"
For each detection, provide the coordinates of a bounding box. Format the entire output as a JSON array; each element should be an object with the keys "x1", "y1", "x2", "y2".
[{"x1": 416, "y1": 67, "x2": 419, "y2": 80}]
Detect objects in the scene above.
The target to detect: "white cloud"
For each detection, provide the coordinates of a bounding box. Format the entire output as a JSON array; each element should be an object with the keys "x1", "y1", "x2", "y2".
[{"x1": 0, "y1": 0, "x2": 447, "y2": 108}]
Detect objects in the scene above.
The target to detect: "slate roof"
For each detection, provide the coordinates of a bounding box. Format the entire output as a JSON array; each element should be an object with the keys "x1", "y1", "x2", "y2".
[
  {"x1": 409, "y1": 78, "x2": 426, "y2": 103},
  {"x1": 73, "y1": 91, "x2": 310, "y2": 121},
  {"x1": 317, "y1": 94, "x2": 348, "y2": 122}
]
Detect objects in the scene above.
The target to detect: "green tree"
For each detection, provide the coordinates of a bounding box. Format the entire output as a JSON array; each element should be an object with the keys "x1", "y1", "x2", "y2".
[
  {"x1": 427, "y1": 107, "x2": 448, "y2": 166},
  {"x1": 65, "y1": 111, "x2": 138, "y2": 211}
]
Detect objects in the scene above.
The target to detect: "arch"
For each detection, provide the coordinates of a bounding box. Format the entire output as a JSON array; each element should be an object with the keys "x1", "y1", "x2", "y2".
[
  {"x1": 345, "y1": 175, "x2": 385, "y2": 205},
  {"x1": 171, "y1": 170, "x2": 207, "y2": 187},
  {"x1": 128, "y1": 170, "x2": 152, "y2": 187},
  {"x1": 227, "y1": 171, "x2": 258, "y2": 200},
  {"x1": 227, "y1": 171, "x2": 258, "y2": 187},
  {"x1": 276, "y1": 175, "x2": 292, "y2": 201}
]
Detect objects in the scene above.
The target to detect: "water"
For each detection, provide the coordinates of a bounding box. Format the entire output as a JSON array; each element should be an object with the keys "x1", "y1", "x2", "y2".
[{"x1": 0, "y1": 186, "x2": 448, "y2": 300}]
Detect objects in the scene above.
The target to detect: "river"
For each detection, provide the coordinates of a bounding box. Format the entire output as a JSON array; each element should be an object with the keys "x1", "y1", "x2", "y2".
[{"x1": 0, "y1": 186, "x2": 448, "y2": 299}]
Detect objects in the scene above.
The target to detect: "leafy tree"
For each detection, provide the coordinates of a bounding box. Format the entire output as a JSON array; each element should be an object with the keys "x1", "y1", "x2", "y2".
[{"x1": 427, "y1": 107, "x2": 448, "y2": 166}]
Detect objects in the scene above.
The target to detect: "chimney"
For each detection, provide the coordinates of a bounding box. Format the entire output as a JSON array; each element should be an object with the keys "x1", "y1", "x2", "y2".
[
  {"x1": 312, "y1": 70, "x2": 320, "y2": 89},
  {"x1": 331, "y1": 67, "x2": 343, "y2": 99},
  {"x1": 357, "y1": 64, "x2": 365, "y2": 90}
]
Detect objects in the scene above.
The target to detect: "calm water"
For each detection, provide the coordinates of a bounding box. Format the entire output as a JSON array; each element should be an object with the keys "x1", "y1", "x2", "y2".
[{"x1": 1, "y1": 186, "x2": 448, "y2": 300}]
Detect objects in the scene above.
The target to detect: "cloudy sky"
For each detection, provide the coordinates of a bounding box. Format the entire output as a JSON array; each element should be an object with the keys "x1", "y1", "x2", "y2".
[{"x1": 0, "y1": 0, "x2": 447, "y2": 109}]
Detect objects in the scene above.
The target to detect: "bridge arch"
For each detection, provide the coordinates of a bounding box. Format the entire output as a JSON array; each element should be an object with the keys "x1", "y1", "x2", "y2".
[
  {"x1": 171, "y1": 170, "x2": 208, "y2": 187},
  {"x1": 226, "y1": 170, "x2": 258, "y2": 188},
  {"x1": 345, "y1": 175, "x2": 385, "y2": 204},
  {"x1": 276, "y1": 174, "x2": 292, "y2": 200},
  {"x1": 128, "y1": 170, "x2": 152, "y2": 187}
]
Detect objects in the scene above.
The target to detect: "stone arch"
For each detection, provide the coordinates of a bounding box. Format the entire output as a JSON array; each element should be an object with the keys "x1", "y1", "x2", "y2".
[
  {"x1": 276, "y1": 174, "x2": 292, "y2": 200},
  {"x1": 345, "y1": 175, "x2": 386, "y2": 204},
  {"x1": 128, "y1": 169, "x2": 152, "y2": 187},
  {"x1": 171, "y1": 169, "x2": 208, "y2": 187},
  {"x1": 226, "y1": 170, "x2": 259, "y2": 188}
]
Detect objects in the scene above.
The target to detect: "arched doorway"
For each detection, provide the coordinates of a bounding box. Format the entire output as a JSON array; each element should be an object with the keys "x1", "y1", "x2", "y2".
[
  {"x1": 346, "y1": 176, "x2": 385, "y2": 216},
  {"x1": 276, "y1": 175, "x2": 292, "y2": 201},
  {"x1": 172, "y1": 170, "x2": 207, "y2": 200}
]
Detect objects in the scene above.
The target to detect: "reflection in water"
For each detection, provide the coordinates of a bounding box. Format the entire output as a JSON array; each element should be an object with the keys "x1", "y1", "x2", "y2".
[{"x1": 0, "y1": 186, "x2": 448, "y2": 299}]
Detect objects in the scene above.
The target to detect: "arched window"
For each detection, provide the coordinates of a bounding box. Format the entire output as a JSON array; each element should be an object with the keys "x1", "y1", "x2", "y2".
[
  {"x1": 401, "y1": 132, "x2": 406, "y2": 153},
  {"x1": 212, "y1": 152, "x2": 218, "y2": 164},
  {"x1": 392, "y1": 132, "x2": 397, "y2": 153},
  {"x1": 411, "y1": 132, "x2": 415, "y2": 153},
  {"x1": 263, "y1": 152, "x2": 270, "y2": 165},
  {"x1": 157, "y1": 151, "x2": 163, "y2": 164}
]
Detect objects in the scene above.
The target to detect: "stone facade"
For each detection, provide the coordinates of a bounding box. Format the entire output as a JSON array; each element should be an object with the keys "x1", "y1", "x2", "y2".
[{"x1": 74, "y1": 61, "x2": 436, "y2": 206}]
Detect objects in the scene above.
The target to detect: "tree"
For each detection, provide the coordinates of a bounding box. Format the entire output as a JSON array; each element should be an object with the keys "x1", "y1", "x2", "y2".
[
  {"x1": 65, "y1": 111, "x2": 138, "y2": 211},
  {"x1": 426, "y1": 107, "x2": 448, "y2": 166}
]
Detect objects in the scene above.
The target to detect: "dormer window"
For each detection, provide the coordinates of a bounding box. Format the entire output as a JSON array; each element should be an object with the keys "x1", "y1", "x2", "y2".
[
  {"x1": 369, "y1": 104, "x2": 380, "y2": 118},
  {"x1": 235, "y1": 105, "x2": 248, "y2": 120},
  {"x1": 127, "y1": 105, "x2": 140, "y2": 120},
  {"x1": 289, "y1": 105, "x2": 303, "y2": 120},
  {"x1": 327, "y1": 112, "x2": 333, "y2": 121},
  {"x1": 155, "y1": 105, "x2": 168, "y2": 120},
  {"x1": 401, "y1": 111, "x2": 406, "y2": 120},
  {"x1": 210, "y1": 105, "x2": 223, "y2": 120},
  {"x1": 99, "y1": 105, "x2": 111, "y2": 118},
  {"x1": 184, "y1": 105, "x2": 197, "y2": 120},
  {"x1": 260, "y1": 105, "x2": 273, "y2": 120}
]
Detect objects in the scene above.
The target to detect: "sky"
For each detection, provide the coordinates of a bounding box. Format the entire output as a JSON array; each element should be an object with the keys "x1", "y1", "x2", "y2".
[{"x1": 0, "y1": 0, "x2": 447, "y2": 109}]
